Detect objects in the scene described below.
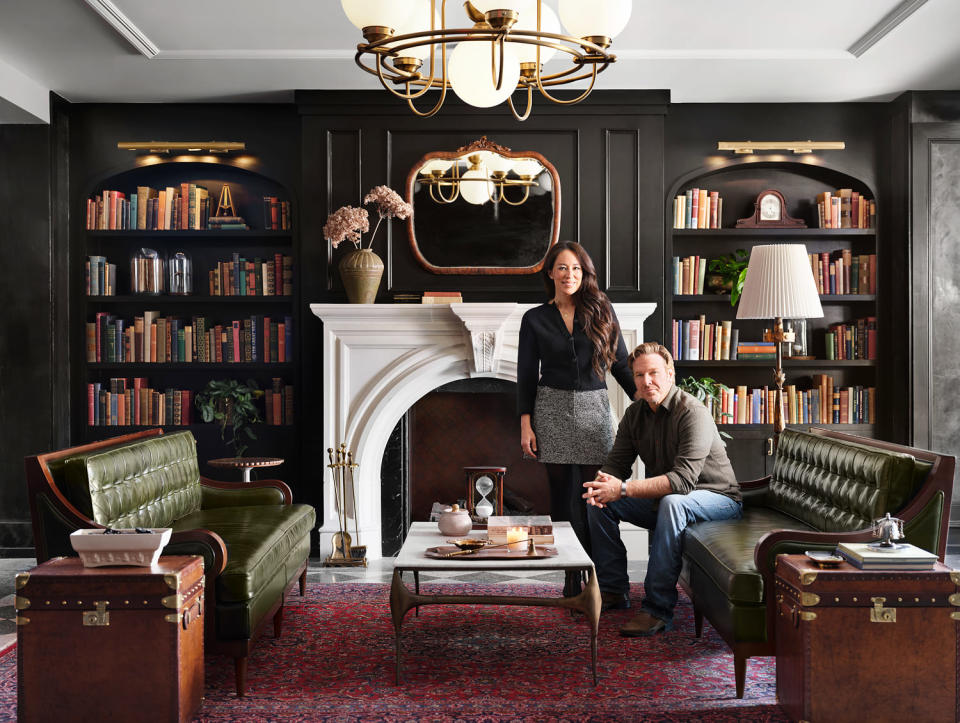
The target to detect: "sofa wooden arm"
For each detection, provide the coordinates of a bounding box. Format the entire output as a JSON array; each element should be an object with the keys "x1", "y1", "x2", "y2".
[
  {"x1": 200, "y1": 476, "x2": 292, "y2": 506},
  {"x1": 167, "y1": 528, "x2": 228, "y2": 577}
]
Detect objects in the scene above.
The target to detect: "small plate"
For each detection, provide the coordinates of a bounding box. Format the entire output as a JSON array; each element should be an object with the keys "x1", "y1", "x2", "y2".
[
  {"x1": 447, "y1": 538, "x2": 490, "y2": 551},
  {"x1": 805, "y1": 550, "x2": 844, "y2": 568}
]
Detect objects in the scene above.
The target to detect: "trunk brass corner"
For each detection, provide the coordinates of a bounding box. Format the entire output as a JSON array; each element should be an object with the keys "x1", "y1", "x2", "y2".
[
  {"x1": 15, "y1": 572, "x2": 29, "y2": 590},
  {"x1": 800, "y1": 611, "x2": 817, "y2": 622},
  {"x1": 165, "y1": 613, "x2": 181, "y2": 624},
  {"x1": 951, "y1": 572, "x2": 960, "y2": 586},
  {"x1": 800, "y1": 571, "x2": 818, "y2": 586},
  {"x1": 15, "y1": 616, "x2": 29, "y2": 626},
  {"x1": 164, "y1": 573, "x2": 181, "y2": 591},
  {"x1": 949, "y1": 593, "x2": 960, "y2": 606},
  {"x1": 14, "y1": 595, "x2": 30, "y2": 611},
  {"x1": 162, "y1": 594, "x2": 183, "y2": 609},
  {"x1": 800, "y1": 592, "x2": 820, "y2": 606},
  {"x1": 950, "y1": 612, "x2": 960, "y2": 621}
]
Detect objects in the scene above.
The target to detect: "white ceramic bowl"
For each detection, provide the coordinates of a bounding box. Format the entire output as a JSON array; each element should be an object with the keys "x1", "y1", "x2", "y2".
[{"x1": 69, "y1": 527, "x2": 172, "y2": 567}]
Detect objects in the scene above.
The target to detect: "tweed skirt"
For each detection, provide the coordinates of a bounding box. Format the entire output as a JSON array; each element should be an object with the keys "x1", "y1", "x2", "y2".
[{"x1": 532, "y1": 386, "x2": 615, "y2": 465}]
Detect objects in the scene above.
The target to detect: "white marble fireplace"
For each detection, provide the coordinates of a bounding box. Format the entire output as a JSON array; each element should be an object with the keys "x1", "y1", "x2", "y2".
[{"x1": 309, "y1": 302, "x2": 656, "y2": 560}]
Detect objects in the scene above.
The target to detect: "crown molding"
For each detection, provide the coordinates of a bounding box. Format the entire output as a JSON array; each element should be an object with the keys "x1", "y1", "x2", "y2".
[
  {"x1": 83, "y1": 0, "x2": 158, "y2": 58},
  {"x1": 848, "y1": 0, "x2": 929, "y2": 57}
]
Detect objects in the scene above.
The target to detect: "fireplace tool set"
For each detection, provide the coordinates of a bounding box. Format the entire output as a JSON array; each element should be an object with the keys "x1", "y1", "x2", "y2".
[{"x1": 323, "y1": 442, "x2": 367, "y2": 567}]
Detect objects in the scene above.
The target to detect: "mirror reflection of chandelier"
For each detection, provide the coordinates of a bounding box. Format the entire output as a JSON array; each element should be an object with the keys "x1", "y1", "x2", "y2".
[
  {"x1": 419, "y1": 152, "x2": 544, "y2": 206},
  {"x1": 340, "y1": 0, "x2": 632, "y2": 121}
]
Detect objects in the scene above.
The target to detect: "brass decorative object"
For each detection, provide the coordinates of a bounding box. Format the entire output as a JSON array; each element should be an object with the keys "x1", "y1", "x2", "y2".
[
  {"x1": 117, "y1": 141, "x2": 245, "y2": 154},
  {"x1": 215, "y1": 184, "x2": 236, "y2": 217},
  {"x1": 717, "y1": 140, "x2": 845, "y2": 154},
  {"x1": 324, "y1": 443, "x2": 367, "y2": 567}
]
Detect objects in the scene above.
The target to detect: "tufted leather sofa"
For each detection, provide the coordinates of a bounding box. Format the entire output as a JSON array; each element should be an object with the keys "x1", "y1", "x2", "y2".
[
  {"x1": 679, "y1": 427, "x2": 954, "y2": 698},
  {"x1": 24, "y1": 428, "x2": 316, "y2": 697}
]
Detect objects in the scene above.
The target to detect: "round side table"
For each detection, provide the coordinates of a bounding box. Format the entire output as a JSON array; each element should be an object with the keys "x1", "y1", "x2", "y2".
[{"x1": 208, "y1": 456, "x2": 284, "y2": 483}]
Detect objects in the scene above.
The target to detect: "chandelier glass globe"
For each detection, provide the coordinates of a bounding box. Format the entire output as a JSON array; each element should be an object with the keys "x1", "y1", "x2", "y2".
[
  {"x1": 459, "y1": 166, "x2": 494, "y2": 205},
  {"x1": 341, "y1": 0, "x2": 412, "y2": 32},
  {"x1": 511, "y1": 3, "x2": 561, "y2": 64},
  {"x1": 558, "y1": 0, "x2": 631, "y2": 40},
  {"x1": 448, "y1": 40, "x2": 521, "y2": 108}
]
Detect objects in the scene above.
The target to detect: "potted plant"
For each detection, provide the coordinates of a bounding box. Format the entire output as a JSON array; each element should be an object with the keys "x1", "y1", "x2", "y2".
[
  {"x1": 677, "y1": 376, "x2": 733, "y2": 436},
  {"x1": 323, "y1": 185, "x2": 413, "y2": 303},
  {"x1": 707, "y1": 249, "x2": 749, "y2": 306},
  {"x1": 195, "y1": 379, "x2": 263, "y2": 457}
]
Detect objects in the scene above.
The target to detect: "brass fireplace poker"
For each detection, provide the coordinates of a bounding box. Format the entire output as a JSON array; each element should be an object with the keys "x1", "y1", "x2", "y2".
[{"x1": 323, "y1": 442, "x2": 367, "y2": 567}]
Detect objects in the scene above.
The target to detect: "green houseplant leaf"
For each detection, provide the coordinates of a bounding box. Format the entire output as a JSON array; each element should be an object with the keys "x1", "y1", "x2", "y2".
[
  {"x1": 708, "y1": 249, "x2": 749, "y2": 307},
  {"x1": 195, "y1": 379, "x2": 264, "y2": 457},
  {"x1": 677, "y1": 376, "x2": 733, "y2": 439}
]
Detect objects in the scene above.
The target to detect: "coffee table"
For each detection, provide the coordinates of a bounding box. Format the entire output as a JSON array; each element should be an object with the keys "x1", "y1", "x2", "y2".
[{"x1": 390, "y1": 521, "x2": 601, "y2": 684}]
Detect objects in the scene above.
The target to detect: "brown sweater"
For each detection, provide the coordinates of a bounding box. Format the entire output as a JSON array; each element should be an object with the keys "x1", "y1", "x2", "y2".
[{"x1": 600, "y1": 384, "x2": 741, "y2": 502}]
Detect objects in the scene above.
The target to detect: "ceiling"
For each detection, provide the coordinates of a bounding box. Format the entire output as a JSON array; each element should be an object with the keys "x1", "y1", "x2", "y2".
[{"x1": 1, "y1": 0, "x2": 958, "y2": 124}]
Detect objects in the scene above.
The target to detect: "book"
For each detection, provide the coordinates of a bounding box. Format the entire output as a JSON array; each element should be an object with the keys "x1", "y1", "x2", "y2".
[{"x1": 836, "y1": 542, "x2": 938, "y2": 570}]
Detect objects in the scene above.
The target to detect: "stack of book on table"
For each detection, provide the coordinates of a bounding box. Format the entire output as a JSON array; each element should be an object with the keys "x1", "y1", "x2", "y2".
[
  {"x1": 486, "y1": 515, "x2": 554, "y2": 544},
  {"x1": 836, "y1": 542, "x2": 938, "y2": 570}
]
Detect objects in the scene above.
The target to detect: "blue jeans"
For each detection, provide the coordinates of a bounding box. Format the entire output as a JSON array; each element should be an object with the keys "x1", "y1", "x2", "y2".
[{"x1": 587, "y1": 491, "x2": 742, "y2": 622}]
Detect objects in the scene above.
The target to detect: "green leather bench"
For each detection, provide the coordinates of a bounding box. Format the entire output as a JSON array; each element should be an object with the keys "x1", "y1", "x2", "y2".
[
  {"x1": 679, "y1": 427, "x2": 954, "y2": 698},
  {"x1": 24, "y1": 428, "x2": 316, "y2": 697}
]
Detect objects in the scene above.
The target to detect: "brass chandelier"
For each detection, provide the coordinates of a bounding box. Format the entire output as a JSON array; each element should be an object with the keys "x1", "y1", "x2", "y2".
[
  {"x1": 341, "y1": 0, "x2": 632, "y2": 121},
  {"x1": 420, "y1": 152, "x2": 544, "y2": 205}
]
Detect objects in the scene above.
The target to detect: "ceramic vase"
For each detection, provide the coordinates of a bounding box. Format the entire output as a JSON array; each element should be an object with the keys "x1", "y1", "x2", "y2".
[{"x1": 339, "y1": 248, "x2": 383, "y2": 304}]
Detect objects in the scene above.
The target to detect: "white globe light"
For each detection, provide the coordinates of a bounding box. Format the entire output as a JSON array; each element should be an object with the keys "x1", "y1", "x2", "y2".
[
  {"x1": 559, "y1": 0, "x2": 631, "y2": 40},
  {"x1": 459, "y1": 167, "x2": 493, "y2": 205},
  {"x1": 470, "y1": 0, "x2": 533, "y2": 14},
  {"x1": 511, "y1": 3, "x2": 561, "y2": 64},
  {"x1": 341, "y1": 0, "x2": 413, "y2": 32},
  {"x1": 448, "y1": 41, "x2": 521, "y2": 108},
  {"x1": 389, "y1": 0, "x2": 441, "y2": 61}
]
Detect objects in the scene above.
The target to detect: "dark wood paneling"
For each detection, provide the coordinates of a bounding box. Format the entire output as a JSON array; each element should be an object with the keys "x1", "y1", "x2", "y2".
[{"x1": 0, "y1": 121, "x2": 52, "y2": 553}]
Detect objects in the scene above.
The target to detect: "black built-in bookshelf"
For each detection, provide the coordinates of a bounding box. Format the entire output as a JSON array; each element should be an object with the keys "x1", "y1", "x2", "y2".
[
  {"x1": 666, "y1": 161, "x2": 880, "y2": 480},
  {"x1": 76, "y1": 162, "x2": 300, "y2": 483}
]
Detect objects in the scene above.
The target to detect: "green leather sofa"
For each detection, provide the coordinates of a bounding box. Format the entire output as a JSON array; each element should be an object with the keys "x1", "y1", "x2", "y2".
[
  {"x1": 24, "y1": 428, "x2": 316, "y2": 697},
  {"x1": 679, "y1": 427, "x2": 954, "y2": 698}
]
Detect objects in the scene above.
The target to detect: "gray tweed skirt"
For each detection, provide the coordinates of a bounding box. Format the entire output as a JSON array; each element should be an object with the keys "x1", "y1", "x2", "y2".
[{"x1": 532, "y1": 386, "x2": 615, "y2": 465}]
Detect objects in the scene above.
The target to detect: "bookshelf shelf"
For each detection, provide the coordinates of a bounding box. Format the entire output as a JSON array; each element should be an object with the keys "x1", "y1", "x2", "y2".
[
  {"x1": 77, "y1": 163, "x2": 301, "y2": 470},
  {"x1": 667, "y1": 161, "x2": 880, "y2": 481},
  {"x1": 675, "y1": 359, "x2": 876, "y2": 368}
]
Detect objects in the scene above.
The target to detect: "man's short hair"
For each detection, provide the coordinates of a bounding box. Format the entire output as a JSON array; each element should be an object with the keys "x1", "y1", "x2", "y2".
[{"x1": 628, "y1": 342, "x2": 674, "y2": 371}]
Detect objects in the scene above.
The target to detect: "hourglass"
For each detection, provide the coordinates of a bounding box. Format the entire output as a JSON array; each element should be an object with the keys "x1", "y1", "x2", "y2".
[{"x1": 464, "y1": 466, "x2": 505, "y2": 520}]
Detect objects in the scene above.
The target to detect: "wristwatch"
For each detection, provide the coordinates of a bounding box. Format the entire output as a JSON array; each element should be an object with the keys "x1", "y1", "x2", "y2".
[{"x1": 620, "y1": 480, "x2": 628, "y2": 499}]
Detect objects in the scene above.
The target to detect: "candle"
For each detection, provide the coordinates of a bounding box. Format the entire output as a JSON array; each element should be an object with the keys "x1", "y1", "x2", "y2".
[{"x1": 506, "y1": 527, "x2": 528, "y2": 551}]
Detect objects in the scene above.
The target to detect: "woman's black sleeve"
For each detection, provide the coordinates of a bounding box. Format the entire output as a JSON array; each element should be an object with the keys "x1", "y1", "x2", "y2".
[
  {"x1": 609, "y1": 307, "x2": 637, "y2": 399},
  {"x1": 517, "y1": 311, "x2": 540, "y2": 415}
]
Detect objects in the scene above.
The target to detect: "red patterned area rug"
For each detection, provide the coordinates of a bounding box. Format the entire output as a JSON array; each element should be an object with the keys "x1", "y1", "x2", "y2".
[{"x1": 0, "y1": 582, "x2": 786, "y2": 722}]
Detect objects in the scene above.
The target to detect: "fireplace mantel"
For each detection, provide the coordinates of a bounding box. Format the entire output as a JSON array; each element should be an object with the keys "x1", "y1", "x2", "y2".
[{"x1": 310, "y1": 302, "x2": 656, "y2": 559}]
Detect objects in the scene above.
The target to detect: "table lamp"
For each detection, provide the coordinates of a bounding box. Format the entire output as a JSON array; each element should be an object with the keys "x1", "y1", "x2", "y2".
[{"x1": 736, "y1": 244, "x2": 823, "y2": 439}]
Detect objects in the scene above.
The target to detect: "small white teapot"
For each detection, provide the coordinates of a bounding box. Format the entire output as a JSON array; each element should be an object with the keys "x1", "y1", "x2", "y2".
[{"x1": 437, "y1": 504, "x2": 473, "y2": 537}]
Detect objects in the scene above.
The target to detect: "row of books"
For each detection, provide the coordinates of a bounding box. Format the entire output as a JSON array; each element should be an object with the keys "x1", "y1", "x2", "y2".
[
  {"x1": 672, "y1": 189, "x2": 722, "y2": 229},
  {"x1": 209, "y1": 253, "x2": 293, "y2": 296},
  {"x1": 84, "y1": 186, "x2": 292, "y2": 231},
  {"x1": 86, "y1": 312, "x2": 293, "y2": 364},
  {"x1": 421, "y1": 291, "x2": 462, "y2": 304},
  {"x1": 810, "y1": 251, "x2": 876, "y2": 295},
  {"x1": 816, "y1": 189, "x2": 876, "y2": 229},
  {"x1": 85, "y1": 255, "x2": 117, "y2": 296},
  {"x1": 671, "y1": 255, "x2": 708, "y2": 295},
  {"x1": 85, "y1": 185, "x2": 211, "y2": 231},
  {"x1": 86, "y1": 377, "x2": 294, "y2": 427},
  {"x1": 671, "y1": 318, "x2": 739, "y2": 361},
  {"x1": 825, "y1": 318, "x2": 877, "y2": 360},
  {"x1": 87, "y1": 378, "x2": 193, "y2": 427},
  {"x1": 705, "y1": 379, "x2": 876, "y2": 426}
]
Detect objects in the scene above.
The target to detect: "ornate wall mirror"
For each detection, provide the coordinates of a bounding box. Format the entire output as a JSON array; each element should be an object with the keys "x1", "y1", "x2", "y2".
[{"x1": 406, "y1": 137, "x2": 560, "y2": 275}]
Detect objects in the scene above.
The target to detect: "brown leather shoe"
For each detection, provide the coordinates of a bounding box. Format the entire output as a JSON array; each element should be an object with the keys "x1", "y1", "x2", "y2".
[
  {"x1": 619, "y1": 610, "x2": 674, "y2": 637},
  {"x1": 600, "y1": 591, "x2": 631, "y2": 611}
]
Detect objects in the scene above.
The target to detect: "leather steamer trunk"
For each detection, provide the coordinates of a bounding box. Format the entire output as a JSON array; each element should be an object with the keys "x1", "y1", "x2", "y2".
[
  {"x1": 16, "y1": 555, "x2": 205, "y2": 723},
  {"x1": 774, "y1": 554, "x2": 959, "y2": 722}
]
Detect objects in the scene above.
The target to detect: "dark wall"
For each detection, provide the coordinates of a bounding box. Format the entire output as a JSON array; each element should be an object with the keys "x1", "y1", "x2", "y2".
[
  {"x1": 0, "y1": 123, "x2": 52, "y2": 555},
  {"x1": 0, "y1": 89, "x2": 933, "y2": 555}
]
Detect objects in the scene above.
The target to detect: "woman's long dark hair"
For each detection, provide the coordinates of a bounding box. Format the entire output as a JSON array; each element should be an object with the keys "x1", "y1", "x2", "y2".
[{"x1": 542, "y1": 241, "x2": 619, "y2": 379}]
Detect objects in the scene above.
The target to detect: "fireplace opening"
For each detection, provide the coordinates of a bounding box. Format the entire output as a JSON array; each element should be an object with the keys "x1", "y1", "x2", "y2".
[{"x1": 380, "y1": 378, "x2": 548, "y2": 556}]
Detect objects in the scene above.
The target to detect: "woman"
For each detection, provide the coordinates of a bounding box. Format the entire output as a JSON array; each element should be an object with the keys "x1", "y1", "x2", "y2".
[{"x1": 518, "y1": 241, "x2": 638, "y2": 591}]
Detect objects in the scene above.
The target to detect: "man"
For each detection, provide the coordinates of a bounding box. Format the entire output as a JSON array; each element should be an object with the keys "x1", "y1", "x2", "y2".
[{"x1": 582, "y1": 342, "x2": 741, "y2": 637}]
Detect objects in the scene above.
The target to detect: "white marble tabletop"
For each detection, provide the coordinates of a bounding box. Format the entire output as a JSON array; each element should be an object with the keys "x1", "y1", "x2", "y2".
[{"x1": 394, "y1": 521, "x2": 594, "y2": 571}]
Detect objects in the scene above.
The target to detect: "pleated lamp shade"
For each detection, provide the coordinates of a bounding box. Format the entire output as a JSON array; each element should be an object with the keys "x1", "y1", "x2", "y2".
[{"x1": 736, "y1": 244, "x2": 824, "y2": 320}]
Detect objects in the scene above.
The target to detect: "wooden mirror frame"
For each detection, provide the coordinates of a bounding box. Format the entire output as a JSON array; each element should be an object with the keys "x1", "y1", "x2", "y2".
[{"x1": 405, "y1": 137, "x2": 561, "y2": 275}]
